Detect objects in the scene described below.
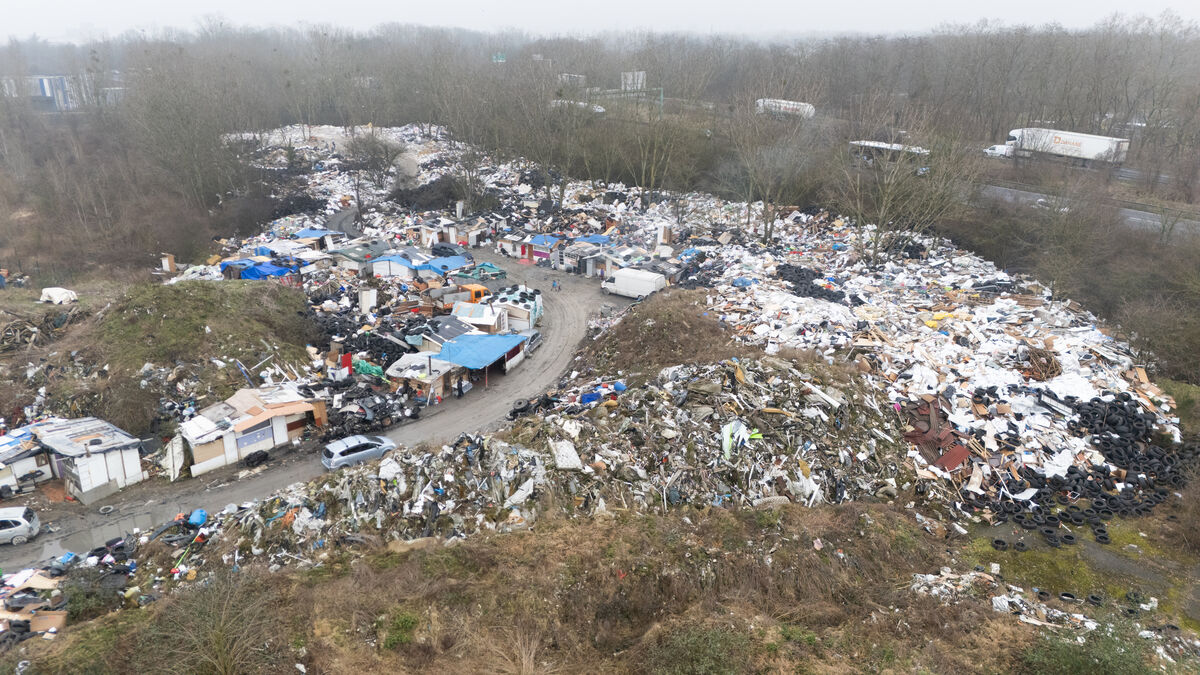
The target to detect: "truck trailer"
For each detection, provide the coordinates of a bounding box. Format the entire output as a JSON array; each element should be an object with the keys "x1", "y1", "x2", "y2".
[
  {"x1": 754, "y1": 99, "x2": 816, "y2": 119},
  {"x1": 601, "y1": 268, "x2": 666, "y2": 300},
  {"x1": 995, "y1": 128, "x2": 1130, "y2": 164}
]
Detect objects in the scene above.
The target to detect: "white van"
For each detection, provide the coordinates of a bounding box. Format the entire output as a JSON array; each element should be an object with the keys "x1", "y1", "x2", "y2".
[
  {"x1": 983, "y1": 144, "x2": 1012, "y2": 158},
  {"x1": 601, "y1": 268, "x2": 667, "y2": 300},
  {"x1": 0, "y1": 507, "x2": 40, "y2": 545}
]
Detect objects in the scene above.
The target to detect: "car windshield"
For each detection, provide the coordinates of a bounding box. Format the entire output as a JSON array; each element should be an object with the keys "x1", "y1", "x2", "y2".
[{"x1": 22, "y1": 508, "x2": 33, "y2": 522}]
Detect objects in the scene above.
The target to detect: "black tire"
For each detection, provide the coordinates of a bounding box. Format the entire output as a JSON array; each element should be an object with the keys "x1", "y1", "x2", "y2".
[{"x1": 512, "y1": 398, "x2": 530, "y2": 413}]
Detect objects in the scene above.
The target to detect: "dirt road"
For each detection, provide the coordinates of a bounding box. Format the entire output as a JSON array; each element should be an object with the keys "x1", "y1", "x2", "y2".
[{"x1": 0, "y1": 250, "x2": 623, "y2": 571}]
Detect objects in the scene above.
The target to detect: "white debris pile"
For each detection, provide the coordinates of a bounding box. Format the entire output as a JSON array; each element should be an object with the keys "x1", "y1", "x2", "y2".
[{"x1": 911, "y1": 566, "x2": 1200, "y2": 661}]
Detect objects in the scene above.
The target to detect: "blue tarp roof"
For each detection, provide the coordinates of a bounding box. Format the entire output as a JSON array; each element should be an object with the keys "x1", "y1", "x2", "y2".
[
  {"x1": 219, "y1": 260, "x2": 295, "y2": 279},
  {"x1": 292, "y1": 228, "x2": 339, "y2": 239},
  {"x1": 373, "y1": 255, "x2": 418, "y2": 269},
  {"x1": 420, "y1": 255, "x2": 470, "y2": 272},
  {"x1": 530, "y1": 234, "x2": 560, "y2": 247},
  {"x1": 239, "y1": 263, "x2": 295, "y2": 279},
  {"x1": 575, "y1": 234, "x2": 610, "y2": 245},
  {"x1": 437, "y1": 334, "x2": 527, "y2": 369}
]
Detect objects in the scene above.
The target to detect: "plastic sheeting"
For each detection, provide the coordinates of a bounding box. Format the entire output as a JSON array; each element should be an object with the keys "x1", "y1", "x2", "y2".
[{"x1": 437, "y1": 334, "x2": 527, "y2": 369}]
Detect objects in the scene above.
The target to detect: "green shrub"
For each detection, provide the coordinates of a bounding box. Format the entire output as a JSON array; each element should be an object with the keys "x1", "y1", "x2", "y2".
[
  {"x1": 644, "y1": 625, "x2": 751, "y2": 675},
  {"x1": 780, "y1": 625, "x2": 818, "y2": 647},
  {"x1": 381, "y1": 610, "x2": 419, "y2": 650},
  {"x1": 63, "y1": 569, "x2": 122, "y2": 622},
  {"x1": 1020, "y1": 627, "x2": 1150, "y2": 675}
]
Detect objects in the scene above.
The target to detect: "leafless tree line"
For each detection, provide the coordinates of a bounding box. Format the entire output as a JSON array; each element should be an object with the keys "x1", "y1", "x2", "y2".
[{"x1": 2, "y1": 14, "x2": 1200, "y2": 274}]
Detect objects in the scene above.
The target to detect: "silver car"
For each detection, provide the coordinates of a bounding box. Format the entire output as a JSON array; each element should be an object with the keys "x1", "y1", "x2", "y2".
[
  {"x1": 0, "y1": 506, "x2": 40, "y2": 545},
  {"x1": 321, "y1": 435, "x2": 396, "y2": 471}
]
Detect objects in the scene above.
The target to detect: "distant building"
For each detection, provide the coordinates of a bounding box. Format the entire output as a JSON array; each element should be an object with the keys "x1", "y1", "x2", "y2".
[{"x1": 0, "y1": 73, "x2": 118, "y2": 112}]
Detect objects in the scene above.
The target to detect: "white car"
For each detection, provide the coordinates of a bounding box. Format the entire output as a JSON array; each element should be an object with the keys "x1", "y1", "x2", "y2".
[
  {"x1": 983, "y1": 144, "x2": 1011, "y2": 158},
  {"x1": 321, "y1": 435, "x2": 396, "y2": 470},
  {"x1": 0, "y1": 507, "x2": 40, "y2": 545},
  {"x1": 1032, "y1": 198, "x2": 1071, "y2": 214}
]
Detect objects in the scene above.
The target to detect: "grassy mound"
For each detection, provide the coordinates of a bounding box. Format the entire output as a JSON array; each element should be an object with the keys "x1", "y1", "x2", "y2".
[
  {"x1": 6, "y1": 503, "x2": 1037, "y2": 674},
  {"x1": 10, "y1": 281, "x2": 321, "y2": 435},
  {"x1": 587, "y1": 289, "x2": 759, "y2": 383},
  {"x1": 97, "y1": 281, "x2": 315, "y2": 371}
]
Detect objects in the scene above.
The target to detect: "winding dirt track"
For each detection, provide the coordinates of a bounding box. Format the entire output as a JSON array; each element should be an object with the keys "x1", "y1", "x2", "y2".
[{"x1": 0, "y1": 249, "x2": 625, "y2": 571}]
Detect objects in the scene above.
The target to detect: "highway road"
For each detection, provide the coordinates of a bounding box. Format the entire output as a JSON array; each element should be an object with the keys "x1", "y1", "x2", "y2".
[{"x1": 978, "y1": 183, "x2": 1200, "y2": 235}]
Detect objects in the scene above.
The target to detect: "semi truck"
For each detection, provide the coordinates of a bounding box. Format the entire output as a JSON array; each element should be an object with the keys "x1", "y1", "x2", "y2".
[
  {"x1": 601, "y1": 268, "x2": 667, "y2": 300},
  {"x1": 985, "y1": 128, "x2": 1130, "y2": 165},
  {"x1": 754, "y1": 99, "x2": 816, "y2": 119}
]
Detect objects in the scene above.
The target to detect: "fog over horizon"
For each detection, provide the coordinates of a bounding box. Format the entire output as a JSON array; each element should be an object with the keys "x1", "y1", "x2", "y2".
[{"x1": 5, "y1": 0, "x2": 1199, "y2": 43}]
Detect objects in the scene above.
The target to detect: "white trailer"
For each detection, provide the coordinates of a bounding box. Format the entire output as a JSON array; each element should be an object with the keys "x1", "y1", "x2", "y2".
[
  {"x1": 754, "y1": 99, "x2": 816, "y2": 119},
  {"x1": 1005, "y1": 128, "x2": 1129, "y2": 164},
  {"x1": 601, "y1": 268, "x2": 666, "y2": 300}
]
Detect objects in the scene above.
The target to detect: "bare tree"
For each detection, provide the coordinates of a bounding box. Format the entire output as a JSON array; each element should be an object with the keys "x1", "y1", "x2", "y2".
[{"x1": 827, "y1": 103, "x2": 982, "y2": 265}]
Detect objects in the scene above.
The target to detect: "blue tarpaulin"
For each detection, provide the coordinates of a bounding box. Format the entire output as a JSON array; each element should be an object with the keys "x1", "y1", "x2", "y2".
[
  {"x1": 530, "y1": 234, "x2": 560, "y2": 247},
  {"x1": 437, "y1": 334, "x2": 527, "y2": 369},
  {"x1": 575, "y1": 234, "x2": 610, "y2": 245},
  {"x1": 420, "y1": 255, "x2": 470, "y2": 272},
  {"x1": 219, "y1": 259, "x2": 255, "y2": 271},
  {"x1": 732, "y1": 277, "x2": 755, "y2": 288},
  {"x1": 220, "y1": 260, "x2": 296, "y2": 279},
  {"x1": 239, "y1": 263, "x2": 294, "y2": 279}
]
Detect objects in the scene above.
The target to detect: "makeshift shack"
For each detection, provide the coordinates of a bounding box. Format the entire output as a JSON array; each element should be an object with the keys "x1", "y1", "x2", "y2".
[
  {"x1": 399, "y1": 315, "x2": 476, "y2": 353},
  {"x1": 33, "y1": 418, "x2": 146, "y2": 504},
  {"x1": 556, "y1": 241, "x2": 604, "y2": 275},
  {"x1": 385, "y1": 352, "x2": 464, "y2": 400},
  {"x1": 371, "y1": 255, "x2": 419, "y2": 279},
  {"x1": 329, "y1": 239, "x2": 398, "y2": 272},
  {"x1": 497, "y1": 233, "x2": 527, "y2": 257},
  {"x1": 438, "y1": 333, "x2": 528, "y2": 375},
  {"x1": 450, "y1": 301, "x2": 509, "y2": 334},
  {"x1": 493, "y1": 285, "x2": 544, "y2": 331},
  {"x1": 181, "y1": 386, "x2": 326, "y2": 477},
  {"x1": 0, "y1": 425, "x2": 54, "y2": 495},
  {"x1": 528, "y1": 234, "x2": 561, "y2": 261}
]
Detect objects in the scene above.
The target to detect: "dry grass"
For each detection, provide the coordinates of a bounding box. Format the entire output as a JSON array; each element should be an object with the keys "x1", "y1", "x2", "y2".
[
  {"x1": 1173, "y1": 466, "x2": 1200, "y2": 556},
  {"x1": 10, "y1": 503, "x2": 1046, "y2": 674}
]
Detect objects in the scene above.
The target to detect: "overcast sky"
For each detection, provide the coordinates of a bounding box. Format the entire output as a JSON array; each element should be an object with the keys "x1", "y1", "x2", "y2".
[{"x1": 5, "y1": 0, "x2": 1196, "y2": 43}]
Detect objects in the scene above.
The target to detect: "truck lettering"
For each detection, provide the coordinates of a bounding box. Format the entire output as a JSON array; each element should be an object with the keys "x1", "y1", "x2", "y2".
[{"x1": 1052, "y1": 135, "x2": 1083, "y2": 148}]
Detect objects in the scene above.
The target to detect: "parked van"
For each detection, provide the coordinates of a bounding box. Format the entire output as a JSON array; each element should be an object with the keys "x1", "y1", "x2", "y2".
[
  {"x1": 0, "y1": 507, "x2": 40, "y2": 545},
  {"x1": 600, "y1": 268, "x2": 667, "y2": 300}
]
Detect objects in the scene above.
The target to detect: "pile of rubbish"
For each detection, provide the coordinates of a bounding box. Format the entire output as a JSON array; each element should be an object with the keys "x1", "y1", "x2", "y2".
[
  {"x1": 128, "y1": 356, "x2": 906, "y2": 576},
  {"x1": 0, "y1": 533, "x2": 144, "y2": 653},
  {"x1": 911, "y1": 567, "x2": 1200, "y2": 662},
  {"x1": 0, "y1": 307, "x2": 87, "y2": 354},
  {"x1": 142, "y1": 124, "x2": 1194, "y2": 530}
]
